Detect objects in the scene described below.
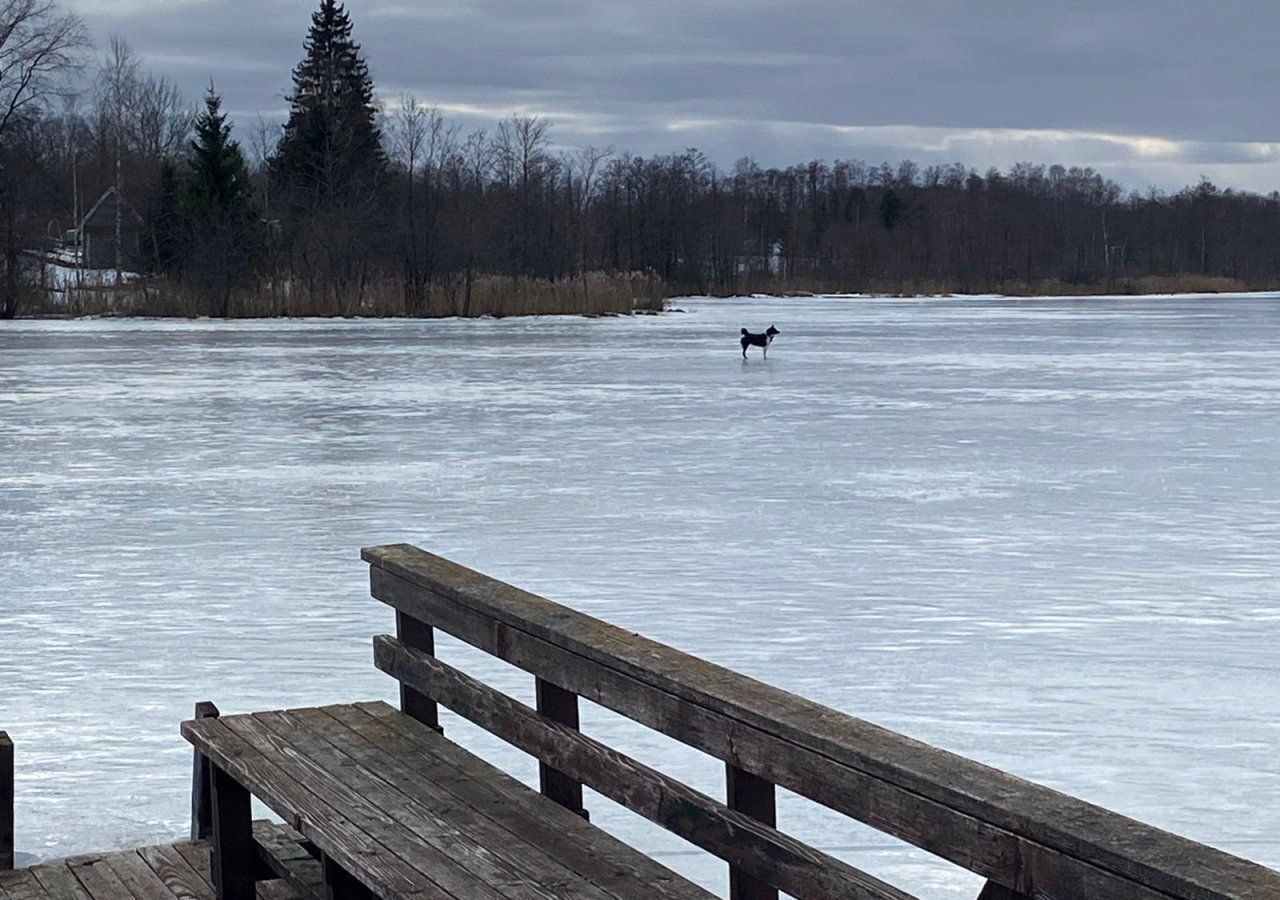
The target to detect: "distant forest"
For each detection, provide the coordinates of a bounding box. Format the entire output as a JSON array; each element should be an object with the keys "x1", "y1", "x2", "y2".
[{"x1": 2, "y1": 0, "x2": 1279, "y2": 318}]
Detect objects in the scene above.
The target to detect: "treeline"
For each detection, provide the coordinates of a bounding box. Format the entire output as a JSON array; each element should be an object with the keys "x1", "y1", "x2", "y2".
[{"x1": 2, "y1": 0, "x2": 1280, "y2": 319}]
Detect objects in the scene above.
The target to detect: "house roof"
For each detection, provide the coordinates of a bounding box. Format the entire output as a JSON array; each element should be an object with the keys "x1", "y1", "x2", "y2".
[{"x1": 80, "y1": 187, "x2": 143, "y2": 232}]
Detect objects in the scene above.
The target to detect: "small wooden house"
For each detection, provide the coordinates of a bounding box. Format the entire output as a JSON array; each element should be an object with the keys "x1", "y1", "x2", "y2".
[{"x1": 78, "y1": 187, "x2": 141, "y2": 270}]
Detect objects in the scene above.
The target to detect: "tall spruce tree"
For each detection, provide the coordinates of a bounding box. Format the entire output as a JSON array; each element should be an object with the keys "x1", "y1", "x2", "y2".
[
  {"x1": 185, "y1": 86, "x2": 259, "y2": 317},
  {"x1": 274, "y1": 0, "x2": 383, "y2": 190},
  {"x1": 271, "y1": 0, "x2": 385, "y2": 311}
]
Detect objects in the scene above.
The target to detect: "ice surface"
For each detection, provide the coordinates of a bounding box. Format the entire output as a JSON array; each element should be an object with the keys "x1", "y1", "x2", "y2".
[{"x1": 2, "y1": 295, "x2": 1279, "y2": 897}]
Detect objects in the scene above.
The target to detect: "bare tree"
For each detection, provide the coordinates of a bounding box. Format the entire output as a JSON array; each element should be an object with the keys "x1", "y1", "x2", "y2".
[
  {"x1": 131, "y1": 72, "x2": 190, "y2": 161},
  {"x1": 0, "y1": 0, "x2": 88, "y2": 319},
  {"x1": 0, "y1": 0, "x2": 89, "y2": 142},
  {"x1": 389, "y1": 95, "x2": 458, "y2": 310}
]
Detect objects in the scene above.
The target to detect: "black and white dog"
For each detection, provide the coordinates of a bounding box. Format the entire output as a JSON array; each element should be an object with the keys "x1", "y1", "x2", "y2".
[{"x1": 740, "y1": 325, "x2": 780, "y2": 359}]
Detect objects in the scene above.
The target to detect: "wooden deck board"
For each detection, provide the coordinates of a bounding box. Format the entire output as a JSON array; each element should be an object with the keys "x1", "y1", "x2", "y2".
[
  {"x1": 8, "y1": 827, "x2": 308, "y2": 900},
  {"x1": 184, "y1": 715, "x2": 455, "y2": 900},
  {"x1": 281, "y1": 705, "x2": 676, "y2": 900},
  {"x1": 251, "y1": 710, "x2": 589, "y2": 900},
  {"x1": 185, "y1": 706, "x2": 718, "y2": 900},
  {"x1": 337, "y1": 702, "x2": 718, "y2": 900},
  {"x1": 0, "y1": 867, "x2": 52, "y2": 900}
]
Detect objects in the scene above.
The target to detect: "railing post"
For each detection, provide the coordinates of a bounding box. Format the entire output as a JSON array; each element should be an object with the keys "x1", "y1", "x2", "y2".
[
  {"x1": 191, "y1": 701, "x2": 221, "y2": 841},
  {"x1": 1, "y1": 731, "x2": 13, "y2": 871},
  {"x1": 210, "y1": 764, "x2": 255, "y2": 900},
  {"x1": 535, "y1": 678, "x2": 588, "y2": 820},
  {"x1": 396, "y1": 612, "x2": 441, "y2": 733},
  {"x1": 976, "y1": 881, "x2": 1028, "y2": 899},
  {"x1": 726, "y1": 763, "x2": 777, "y2": 900}
]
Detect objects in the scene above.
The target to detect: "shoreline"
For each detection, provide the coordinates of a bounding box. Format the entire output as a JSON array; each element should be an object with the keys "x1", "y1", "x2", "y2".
[{"x1": 8, "y1": 288, "x2": 1280, "y2": 322}]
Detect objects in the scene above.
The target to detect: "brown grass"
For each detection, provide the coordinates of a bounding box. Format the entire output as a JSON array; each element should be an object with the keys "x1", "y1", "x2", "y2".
[
  {"x1": 695, "y1": 273, "x2": 1272, "y2": 300},
  {"x1": 25, "y1": 271, "x2": 666, "y2": 319}
]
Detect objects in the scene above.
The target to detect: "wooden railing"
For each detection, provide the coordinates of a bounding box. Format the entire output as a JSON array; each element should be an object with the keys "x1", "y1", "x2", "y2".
[
  {"x1": 1, "y1": 731, "x2": 13, "y2": 871},
  {"x1": 364, "y1": 543, "x2": 1280, "y2": 900}
]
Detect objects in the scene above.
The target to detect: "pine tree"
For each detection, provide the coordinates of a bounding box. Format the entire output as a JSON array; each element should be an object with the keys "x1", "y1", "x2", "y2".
[
  {"x1": 879, "y1": 189, "x2": 904, "y2": 230},
  {"x1": 272, "y1": 0, "x2": 384, "y2": 203},
  {"x1": 185, "y1": 86, "x2": 259, "y2": 316},
  {"x1": 271, "y1": 0, "x2": 386, "y2": 312},
  {"x1": 138, "y1": 161, "x2": 185, "y2": 275}
]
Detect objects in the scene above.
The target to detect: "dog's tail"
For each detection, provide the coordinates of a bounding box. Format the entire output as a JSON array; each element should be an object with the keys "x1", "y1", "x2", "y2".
[{"x1": 740, "y1": 327, "x2": 748, "y2": 335}]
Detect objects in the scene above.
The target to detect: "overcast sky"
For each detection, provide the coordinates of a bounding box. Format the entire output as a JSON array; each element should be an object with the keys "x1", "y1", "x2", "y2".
[{"x1": 63, "y1": 0, "x2": 1280, "y2": 193}]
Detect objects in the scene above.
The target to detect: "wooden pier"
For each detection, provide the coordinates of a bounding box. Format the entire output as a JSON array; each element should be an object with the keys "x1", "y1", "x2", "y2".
[
  {"x1": 0, "y1": 823, "x2": 313, "y2": 900},
  {"x1": 4, "y1": 543, "x2": 1279, "y2": 900}
]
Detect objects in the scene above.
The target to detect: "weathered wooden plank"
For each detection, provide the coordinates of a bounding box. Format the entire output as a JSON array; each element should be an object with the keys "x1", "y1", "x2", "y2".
[
  {"x1": 245, "y1": 709, "x2": 598, "y2": 900},
  {"x1": 29, "y1": 864, "x2": 95, "y2": 900},
  {"x1": 366, "y1": 550, "x2": 1264, "y2": 900},
  {"x1": 395, "y1": 614, "x2": 439, "y2": 733},
  {"x1": 319, "y1": 854, "x2": 373, "y2": 900},
  {"x1": 726, "y1": 765, "x2": 777, "y2": 900},
  {"x1": 171, "y1": 845, "x2": 214, "y2": 890},
  {"x1": 67, "y1": 856, "x2": 139, "y2": 900},
  {"x1": 375, "y1": 637, "x2": 917, "y2": 900},
  {"x1": 251, "y1": 823, "x2": 323, "y2": 900},
  {"x1": 211, "y1": 766, "x2": 255, "y2": 900},
  {"x1": 0, "y1": 732, "x2": 12, "y2": 872},
  {"x1": 367, "y1": 567, "x2": 1025, "y2": 887},
  {"x1": 272, "y1": 707, "x2": 630, "y2": 900},
  {"x1": 137, "y1": 844, "x2": 216, "y2": 900},
  {"x1": 975, "y1": 882, "x2": 1027, "y2": 900},
  {"x1": 192, "y1": 704, "x2": 222, "y2": 842},
  {"x1": 0, "y1": 868, "x2": 51, "y2": 900},
  {"x1": 534, "y1": 680, "x2": 587, "y2": 818},
  {"x1": 326, "y1": 704, "x2": 709, "y2": 900},
  {"x1": 102, "y1": 851, "x2": 183, "y2": 900},
  {"x1": 182, "y1": 718, "x2": 449, "y2": 900},
  {"x1": 212, "y1": 714, "x2": 528, "y2": 900}
]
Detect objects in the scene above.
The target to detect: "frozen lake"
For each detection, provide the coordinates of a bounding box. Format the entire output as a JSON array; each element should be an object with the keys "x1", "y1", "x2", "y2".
[{"x1": 2, "y1": 294, "x2": 1279, "y2": 897}]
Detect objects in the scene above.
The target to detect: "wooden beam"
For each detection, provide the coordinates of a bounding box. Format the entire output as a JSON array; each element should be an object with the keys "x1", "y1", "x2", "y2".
[
  {"x1": 394, "y1": 612, "x2": 439, "y2": 733},
  {"x1": 976, "y1": 882, "x2": 1028, "y2": 900},
  {"x1": 320, "y1": 854, "x2": 375, "y2": 900},
  {"x1": 365, "y1": 545, "x2": 1280, "y2": 900},
  {"x1": 727, "y1": 765, "x2": 777, "y2": 900},
  {"x1": 0, "y1": 732, "x2": 12, "y2": 872},
  {"x1": 375, "y1": 635, "x2": 917, "y2": 900},
  {"x1": 209, "y1": 765, "x2": 255, "y2": 900},
  {"x1": 535, "y1": 679, "x2": 587, "y2": 819},
  {"x1": 191, "y1": 702, "x2": 221, "y2": 841}
]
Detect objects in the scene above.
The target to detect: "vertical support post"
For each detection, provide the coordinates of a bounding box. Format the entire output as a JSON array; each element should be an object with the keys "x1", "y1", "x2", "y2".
[
  {"x1": 1, "y1": 731, "x2": 13, "y2": 871},
  {"x1": 535, "y1": 679, "x2": 588, "y2": 820},
  {"x1": 396, "y1": 612, "x2": 441, "y2": 733},
  {"x1": 976, "y1": 881, "x2": 1028, "y2": 900},
  {"x1": 191, "y1": 702, "x2": 221, "y2": 841},
  {"x1": 321, "y1": 853, "x2": 375, "y2": 900},
  {"x1": 210, "y1": 765, "x2": 255, "y2": 900},
  {"x1": 726, "y1": 764, "x2": 777, "y2": 900}
]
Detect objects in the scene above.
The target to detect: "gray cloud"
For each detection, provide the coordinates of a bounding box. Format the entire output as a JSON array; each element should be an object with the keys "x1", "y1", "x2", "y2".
[{"x1": 63, "y1": 0, "x2": 1280, "y2": 191}]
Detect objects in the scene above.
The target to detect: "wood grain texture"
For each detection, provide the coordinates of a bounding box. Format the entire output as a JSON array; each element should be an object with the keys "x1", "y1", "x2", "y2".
[
  {"x1": 238, "y1": 710, "x2": 568, "y2": 900},
  {"x1": 375, "y1": 637, "x2": 915, "y2": 900},
  {"x1": 270, "y1": 708, "x2": 625, "y2": 900},
  {"x1": 183, "y1": 718, "x2": 447, "y2": 900},
  {"x1": 137, "y1": 843, "x2": 216, "y2": 900},
  {"x1": 365, "y1": 544, "x2": 1280, "y2": 900},
  {"x1": 251, "y1": 823, "x2": 323, "y2": 900},
  {"x1": 0, "y1": 868, "x2": 51, "y2": 900},
  {"x1": 329, "y1": 703, "x2": 709, "y2": 900},
  {"x1": 29, "y1": 863, "x2": 95, "y2": 900},
  {"x1": 191, "y1": 704, "x2": 221, "y2": 843},
  {"x1": 211, "y1": 767, "x2": 255, "y2": 900}
]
